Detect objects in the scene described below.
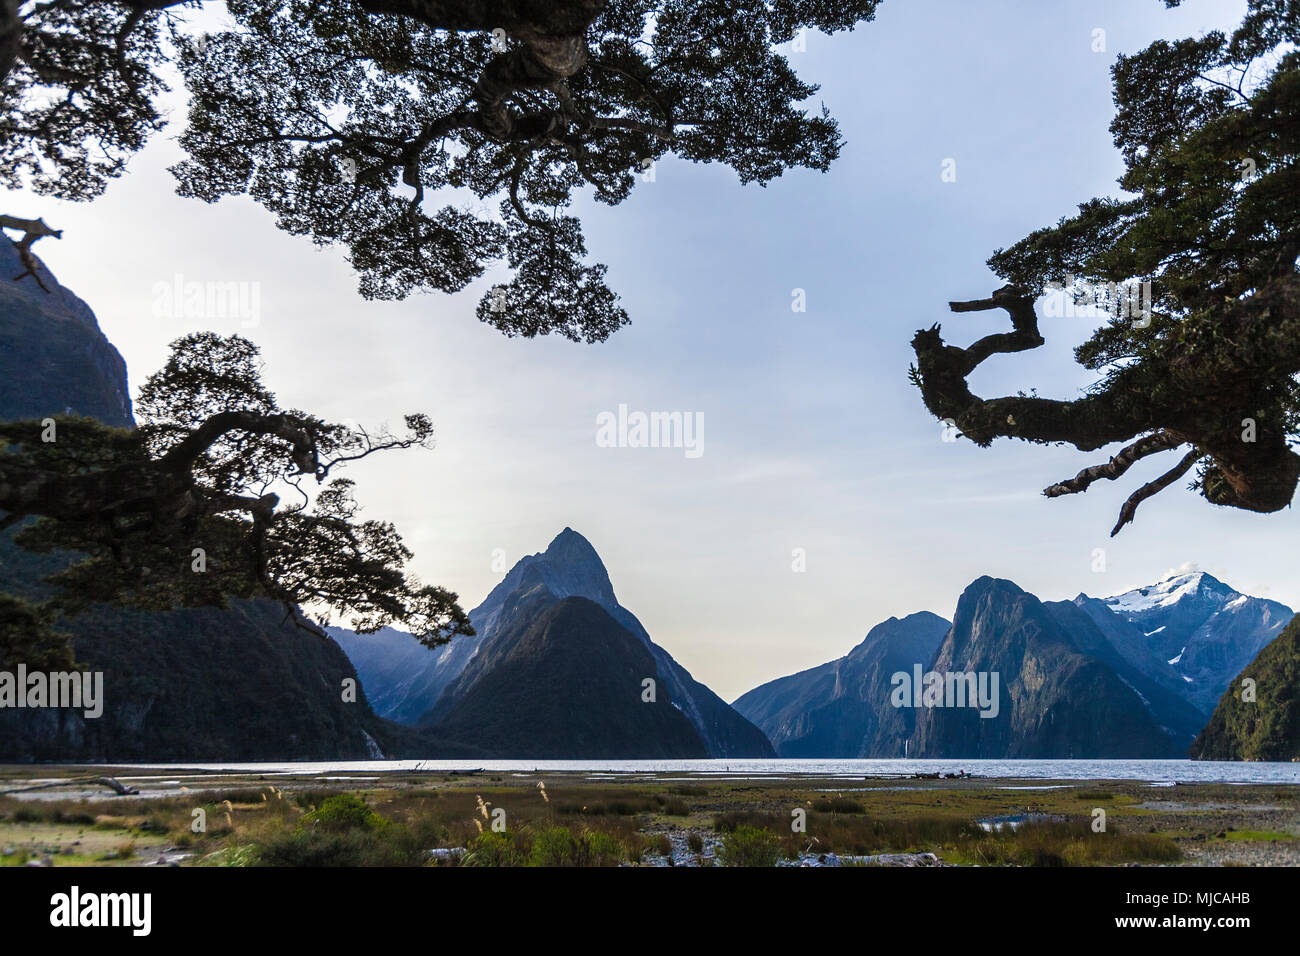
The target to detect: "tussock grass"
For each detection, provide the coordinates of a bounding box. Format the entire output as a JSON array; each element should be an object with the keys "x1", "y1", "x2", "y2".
[
  {"x1": 955, "y1": 821, "x2": 1182, "y2": 866},
  {"x1": 719, "y1": 826, "x2": 784, "y2": 867}
]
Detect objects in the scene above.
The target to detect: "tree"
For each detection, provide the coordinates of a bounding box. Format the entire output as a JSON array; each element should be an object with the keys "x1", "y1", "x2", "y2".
[
  {"x1": 1, "y1": 1, "x2": 170, "y2": 199},
  {"x1": 4, "y1": 0, "x2": 880, "y2": 339},
  {"x1": 911, "y1": 0, "x2": 1300, "y2": 535},
  {"x1": 0, "y1": 332, "x2": 473, "y2": 664}
]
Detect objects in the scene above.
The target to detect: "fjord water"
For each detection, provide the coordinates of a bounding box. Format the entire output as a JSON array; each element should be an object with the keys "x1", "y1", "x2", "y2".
[{"x1": 131, "y1": 759, "x2": 1300, "y2": 784}]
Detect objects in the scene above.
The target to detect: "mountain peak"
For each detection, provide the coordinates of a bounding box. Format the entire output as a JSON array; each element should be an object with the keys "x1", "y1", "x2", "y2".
[
  {"x1": 544, "y1": 527, "x2": 599, "y2": 560},
  {"x1": 1103, "y1": 569, "x2": 1236, "y2": 614},
  {"x1": 471, "y1": 528, "x2": 617, "y2": 618}
]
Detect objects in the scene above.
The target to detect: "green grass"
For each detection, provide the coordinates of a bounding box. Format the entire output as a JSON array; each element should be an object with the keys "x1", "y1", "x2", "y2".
[
  {"x1": 950, "y1": 822, "x2": 1182, "y2": 866},
  {"x1": 1222, "y1": 829, "x2": 1295, "y2": 842},
  {"x1": 719, "y1": 826, "x2": 784, "y2": 867}
]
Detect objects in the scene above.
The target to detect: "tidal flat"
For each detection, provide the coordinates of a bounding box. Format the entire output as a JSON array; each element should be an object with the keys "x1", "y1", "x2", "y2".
[{"x1": 1, "y1": 767, "x2": 1296, "y2": 867}]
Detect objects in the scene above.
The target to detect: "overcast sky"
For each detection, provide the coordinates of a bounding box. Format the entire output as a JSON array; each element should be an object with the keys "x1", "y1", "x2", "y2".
[{"x1": 12, "y1": 0, "x2": 1297, "y2": 701}]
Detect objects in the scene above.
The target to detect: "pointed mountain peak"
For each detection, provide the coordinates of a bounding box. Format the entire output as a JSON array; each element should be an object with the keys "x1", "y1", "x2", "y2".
[
  {"x1": 960, "y1": 575, "x2": 1028, "y2": 601},
  {"x1": 471, "y1": 528, "x2": 618, "y2": 622},
  {"x1": 535, "y1": 528, "x2": 617, "y2": 606},
  {"x1": 544, "y1": 527, "x2": 603, "y2": 565},
  {"x1": 845, "y1": 610, "x2": 950, "y2": 660}
]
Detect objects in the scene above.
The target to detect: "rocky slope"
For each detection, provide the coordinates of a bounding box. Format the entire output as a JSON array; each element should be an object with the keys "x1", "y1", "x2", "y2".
[
  {"x1": 1099, "y1": 570, "x2": 1293, "y2": 712},
  {"x1": 909, "y1": 578, "x2": 1195, "y2": 757},
  {"x1": 0, "y1": 237, "x2": 132, "y2": 427},
  {"x1": 429, "y1": 593, "x2": 709, "y2": 757},
  {"x1": 736, "y1": 573, "x2": 1231, "y2": 759}
]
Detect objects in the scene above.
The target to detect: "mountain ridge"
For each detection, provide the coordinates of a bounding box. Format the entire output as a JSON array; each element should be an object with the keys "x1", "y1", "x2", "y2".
[{"x1": 735, "y1": 570, "x2": 1291, "y2": 759}]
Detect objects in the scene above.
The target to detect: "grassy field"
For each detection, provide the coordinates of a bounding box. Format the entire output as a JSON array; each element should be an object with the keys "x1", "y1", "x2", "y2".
[{"x1": 1, "y1": 767, "x2": 1297, "y2": 867}]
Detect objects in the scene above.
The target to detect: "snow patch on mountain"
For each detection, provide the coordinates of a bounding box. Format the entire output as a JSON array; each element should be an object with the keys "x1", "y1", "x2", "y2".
[{"x1": 1105, "y1": 570, "x2": 1236, "y2": 613}]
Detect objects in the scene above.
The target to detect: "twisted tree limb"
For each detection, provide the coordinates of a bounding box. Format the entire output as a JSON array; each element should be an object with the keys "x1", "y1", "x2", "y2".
[
  {"x1": 0, "y1": 214, "x2": 62, "y2": 292},
  {"x1": 910, "y1": 284, "x2": 1148, "y2": 451},
  {"x1": 1043, "y1": 430, "x2": 1185, "y2": 499},
  {"x1": 911, "y1": 275, "x2": 1300, "y2": 532},
  {"x1": 1111, "y1": 448, "x2": 1205, "y2": 536}
]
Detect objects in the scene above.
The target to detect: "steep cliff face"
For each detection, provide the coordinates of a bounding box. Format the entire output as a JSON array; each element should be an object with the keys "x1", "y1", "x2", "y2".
[
  {"x1": 0, "y1": 238, "x2": 132, "y2": 427},
  {"x1": 0, "y1": 238, "x2": 407, "y2": 761},
  {"x1": 1190, "y1": 614, "x2": 1300, "y2": 761},
  {"x1": 910, "y1": 578, "x2": 1191, "y2": 758},
  {"x1": 0, "y1": 596, "x2": 396, "y2": 761},
  {"x1": 732, "y1": 612, "x2": 950, "y2": 757}
]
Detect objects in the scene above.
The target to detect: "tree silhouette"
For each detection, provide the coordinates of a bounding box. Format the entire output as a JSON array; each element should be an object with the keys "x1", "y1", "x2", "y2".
[
  {"x1": 911, "y1": 1, "x2": 1300, "y2": 534},
  {"x1": 4, "y1": 0, "x2": 880, "y2": 339},
  {"x1": 0, "y1": 333, "x2": 473, "y2": 663}
]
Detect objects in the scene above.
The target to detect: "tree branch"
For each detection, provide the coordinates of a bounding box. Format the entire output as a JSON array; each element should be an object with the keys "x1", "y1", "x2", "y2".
[
  {"x1": 0, "y1": 214, "x2": 62, "y2": 292},
  {"x1": 1043, "y1": 430, "x2": 1185, "y2": 498},
  {"x1": 1111, "y1": 448, "x2": 1204, "y2": 536},
  {"x1": 910, "y1": 285, "x2": 1148, "y2": 449}
]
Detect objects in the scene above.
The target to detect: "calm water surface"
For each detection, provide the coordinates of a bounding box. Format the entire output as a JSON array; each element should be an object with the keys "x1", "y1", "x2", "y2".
[{"x1": 120, "y1": 758, "x2": 1300, "y2": 784}]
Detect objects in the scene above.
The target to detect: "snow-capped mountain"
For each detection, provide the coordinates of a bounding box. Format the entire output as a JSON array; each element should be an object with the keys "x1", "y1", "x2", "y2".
[{"x1": 1098, "y1": 569, "x2": 1293, "y2": 712}]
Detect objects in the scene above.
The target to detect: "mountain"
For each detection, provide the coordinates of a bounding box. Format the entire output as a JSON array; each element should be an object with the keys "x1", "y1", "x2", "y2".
[
  {"x1": 735, "y1": 573, "x2": 1225, "y2": 759},
  {"x1": 323, "y1": 625, "x2": 459, "y2": 727},
  {"x1": 732, "y1": 612, "x2": 950, "y2": 757},
  {"x1": 0, "y1": 237, "x2": 415, "y2": 761},
  {"x1": 1189, "y1": 614, "x2": 1300, "y2": 761},
  {"x1": 429, "y1": 593, "x2": 708, "y2": 757},
  {"x1": 1041, "y1": 599, "x2": 1208, "y2": 738},
  {"x1": 909, "y1": 577, "x2": 1195, "y2": 757},
  {"x1": 0, "y1": 236, "x2": 132, "y2": 427},
  {"x1": 1099, "y1": 570, "x2": 1294, "y2": 712},
  {"x1": 335, "y1": 528, "x2": 774, "y2": 757}
]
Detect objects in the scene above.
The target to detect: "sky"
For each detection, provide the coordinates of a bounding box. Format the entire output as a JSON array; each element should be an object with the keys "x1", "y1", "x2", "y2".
[{"x1": 10, "y1": 0, "x2": 1298, "y2": 701}]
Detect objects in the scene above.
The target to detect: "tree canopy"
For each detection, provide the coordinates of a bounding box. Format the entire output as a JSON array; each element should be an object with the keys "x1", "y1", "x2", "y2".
[
  {"x1": 0, "y1": 333, "x2": 473, "y2": 663},
  {"x1": 4, "y1": 0, "x2": 880, "y2": 339},
  {"x1": 911, "y1": 0, "x2": 1300, "y2": 534},
  {"x1": 1, "y1": 0, "x2": 881, "y2": 658}
]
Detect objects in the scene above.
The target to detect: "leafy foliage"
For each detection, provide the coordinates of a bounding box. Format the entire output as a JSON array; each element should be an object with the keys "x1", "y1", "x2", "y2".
[
  {"x1": 0, "y1": 333, "x2": 472, "y2": 662},
  {"x1": 718, "y1": 823, "x2": 783, "y2": 866},
  {"x1": 1, "y1": 0, "x2": 171, "y2": 200},
  {"x1": 1191, "y1": 613, "x2": 1300, "y2": 761},
  {"x1": 911, "y1": 1, "x2": 1300, "y2": 531},
  {"x1": 301, "y1": 793, "x2": 390, "y2": 832},
  {"x1": 0, "y1": 591, "x2": 72, "y2": 671},
  {"x1": 4, "y1": 0, "x2": 879, "y2": 339}
]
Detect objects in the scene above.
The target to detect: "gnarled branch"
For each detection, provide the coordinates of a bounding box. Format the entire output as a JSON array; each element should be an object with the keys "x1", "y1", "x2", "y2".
[
  {"x1": 1111, "y1": 448, "x2": 1204, "y2": 536},
  {"x1": 0, "y1": 214, "x2": 62, "y2": 291},
  {"x1": 910, "y1": 284, "x2": 1148, "y2": 450},
  {"x1": 1043, "y1": 430, "x2": 1185, "y2": 498}
]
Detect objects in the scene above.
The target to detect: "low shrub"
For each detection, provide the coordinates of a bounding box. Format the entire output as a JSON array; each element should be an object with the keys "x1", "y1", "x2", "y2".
[{"x1": 719, "y1": 825, "x2": 783, "y2": 867}]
